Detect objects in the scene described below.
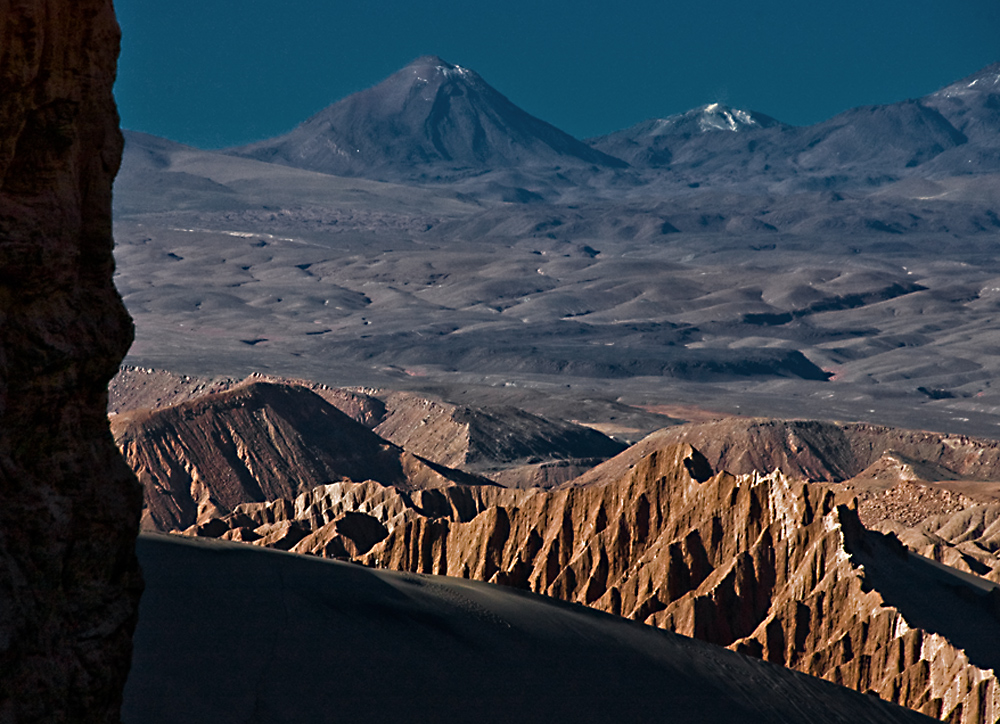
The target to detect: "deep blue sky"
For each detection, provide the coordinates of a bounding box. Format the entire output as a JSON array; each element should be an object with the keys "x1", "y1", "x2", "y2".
[{"x1": 114, "y1": 0, "x2": 1000, "y2": 150}]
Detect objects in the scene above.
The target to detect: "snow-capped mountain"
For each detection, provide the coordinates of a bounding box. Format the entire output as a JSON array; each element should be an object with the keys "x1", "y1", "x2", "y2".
[{"x1": 587, "y1": 104, "x2": 786, "y2": 168}]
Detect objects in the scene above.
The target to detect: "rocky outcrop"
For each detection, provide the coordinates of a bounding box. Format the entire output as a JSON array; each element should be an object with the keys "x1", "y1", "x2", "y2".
[
  {"x1": 361, "y1": 444, "x2": 1000, "y2": 723},
  {"x1": 112, "y1": 380, "x2": 494, "y2": 531},
  {"x1": 179, "y1": 475, "x2": 531, "y2": 558},
  {"x1": 0, "y1": 2, "x2": 141, "y2": 723}
]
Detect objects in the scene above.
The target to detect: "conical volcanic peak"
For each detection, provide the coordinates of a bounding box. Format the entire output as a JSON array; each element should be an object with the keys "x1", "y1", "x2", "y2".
[{"x1": 229, "y1": 56, "x2": 626, "y2": 180}]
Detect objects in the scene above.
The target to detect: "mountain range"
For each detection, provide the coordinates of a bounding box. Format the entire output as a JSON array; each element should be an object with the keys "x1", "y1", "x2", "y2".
[{"x1": 219, "y1": 56, "x2": 1000, "y2": 194}]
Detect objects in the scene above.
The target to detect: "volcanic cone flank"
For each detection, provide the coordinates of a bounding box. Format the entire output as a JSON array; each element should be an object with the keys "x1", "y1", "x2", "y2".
[{"x1": 229, "y1": 55, "x2": 626, "y2": 180}]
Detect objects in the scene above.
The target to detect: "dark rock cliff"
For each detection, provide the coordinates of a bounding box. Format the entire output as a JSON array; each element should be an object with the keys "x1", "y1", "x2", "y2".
[{"x1": 0, "y1": 2, "x2": 142, "y2": 722}]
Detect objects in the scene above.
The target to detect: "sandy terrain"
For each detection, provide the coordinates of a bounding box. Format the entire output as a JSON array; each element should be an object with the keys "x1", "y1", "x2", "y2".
[{"x1": 124, "y1": 533, "x2": 934, "y2": 724}]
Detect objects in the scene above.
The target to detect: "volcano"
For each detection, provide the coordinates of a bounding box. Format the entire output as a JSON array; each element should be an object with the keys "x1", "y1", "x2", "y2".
[{"x1": 229, "y1": 55, "x2": 626, "y2": 181}]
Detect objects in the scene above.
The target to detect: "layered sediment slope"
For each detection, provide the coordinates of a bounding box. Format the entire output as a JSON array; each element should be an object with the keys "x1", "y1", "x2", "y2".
[
  {"x1": 125, "y1": 533, "x2": 935, "y2": 724},
  {"x1": 0, "y1": 2, "x2": 141, "y2": 722},
  {"x1": 360, "y1": 445, "x2": 1000, "y2": 723},
  {"x1": 112, "y1": 380, "x2": 490, "y2": 532}
]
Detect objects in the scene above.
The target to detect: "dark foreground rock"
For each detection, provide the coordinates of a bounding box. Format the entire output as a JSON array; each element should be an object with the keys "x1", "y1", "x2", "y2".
[{"x1": 0, "y1": 2, "x2": 142, "y2": 722}]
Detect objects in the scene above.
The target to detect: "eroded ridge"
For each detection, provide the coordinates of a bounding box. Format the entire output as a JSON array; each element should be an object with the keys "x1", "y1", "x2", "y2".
[{"x1": 360, "y1": 445, "x2": 1000, "y2": 723}]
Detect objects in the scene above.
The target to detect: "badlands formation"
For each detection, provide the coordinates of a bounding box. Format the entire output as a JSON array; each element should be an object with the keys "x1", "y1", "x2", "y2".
[
  {"x1": 125, "y1": 532, "x2": 936, "y2": 724},
  {"x1": 114, "y1": 374, "x2": 1000, "y2": 723}
]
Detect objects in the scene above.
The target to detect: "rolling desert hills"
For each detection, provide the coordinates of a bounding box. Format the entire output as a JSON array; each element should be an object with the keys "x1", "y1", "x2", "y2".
[{"x1": 112, "y1": 58, "x2": 1000, "y2": 440}]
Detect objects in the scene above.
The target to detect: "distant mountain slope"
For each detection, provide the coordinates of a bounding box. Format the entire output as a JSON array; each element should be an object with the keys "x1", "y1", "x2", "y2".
[
  {"x1": 126, "y1": 533, "x2": 935, "y2": 724},
  {"x1": 923, "y1": 62, "x2": 1000, "y2": 146},
  {"x1": 589, "y1": 103, "x2": 789, "y2": 169},
  {"x1": 228, "y1": 55, "x2": 626, "y2": 181},
  {"x1": 371, "y1": 390, "x2": 627, "y2": 472},
  {"x1": 587, "y1": 63, "x2": 1000, "y2": 190},
  {"x1": 917, "y1": 62, "x2": 1000, "y2": 175},
  {"x1": 589, "y1": 100, "x2": 969, "y2": 189}
]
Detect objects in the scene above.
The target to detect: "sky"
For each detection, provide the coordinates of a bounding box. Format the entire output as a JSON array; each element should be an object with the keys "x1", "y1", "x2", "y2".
[{"x1": 114, "y1": 0, "x2": 1000, "y2": 150}]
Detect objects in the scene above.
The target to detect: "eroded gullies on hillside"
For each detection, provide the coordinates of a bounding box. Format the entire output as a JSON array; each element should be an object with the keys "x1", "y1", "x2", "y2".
[{"x1": 111, "y1": 367, "x2": 1000, "y2": 723}]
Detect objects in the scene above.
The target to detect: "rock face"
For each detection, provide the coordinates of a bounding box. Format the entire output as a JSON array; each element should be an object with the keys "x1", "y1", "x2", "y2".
[
  {"x1": 360, "y1": 444, "x2": 1000, "y2": 723},
  {"x1": 0, "y1": 2, "x2": 141, "y2": 723}
]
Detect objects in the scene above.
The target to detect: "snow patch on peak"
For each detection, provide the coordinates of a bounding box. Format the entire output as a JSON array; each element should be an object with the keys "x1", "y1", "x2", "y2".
[
  {"x1": 439, "y1": 64, "x2": 471, "y2": 78},
  {"x1": 935, "y1": 64, "x2": 1000, "y2": 97},
  {"x1": 698, "y1": 104, "x2": 760, "y2": 133}
]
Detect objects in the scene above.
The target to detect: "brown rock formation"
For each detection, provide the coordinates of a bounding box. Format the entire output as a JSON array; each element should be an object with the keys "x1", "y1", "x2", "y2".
[
  {"x1": 361, "y1": 444, "x2": 1000, "y2": 722},
  {"x1": 112, "y1": 380, "x2": 494, "y2": 531},
  {"x1": 584, "y1": 417, "x2": 1000, "y2": 485},
  {"x1": 371, "y1": 390, "x2": 626, "y2": 475},
  {"x1": 0, "y1": 2, "x2": 141, "y2": 722},
  {"x1": 172, "y1": 474, "x2": 530, "y2": 558},
  {"x1": 109, "y1": 368, "x2": 619, "y2": 485},
  {"x1": 124, "y1": 533, "x2": 938, "y2": 724}
]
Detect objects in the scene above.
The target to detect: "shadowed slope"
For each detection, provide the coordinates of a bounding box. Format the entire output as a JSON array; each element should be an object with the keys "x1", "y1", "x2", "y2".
[{"x1": 124, "y1": 533, "x2": 934, "y2": 724}]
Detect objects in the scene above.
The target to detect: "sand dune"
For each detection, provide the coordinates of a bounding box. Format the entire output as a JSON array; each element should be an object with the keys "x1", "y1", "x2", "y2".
[{"x1": 125, "y1": 533, "x2": 934, "y2": 724}]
